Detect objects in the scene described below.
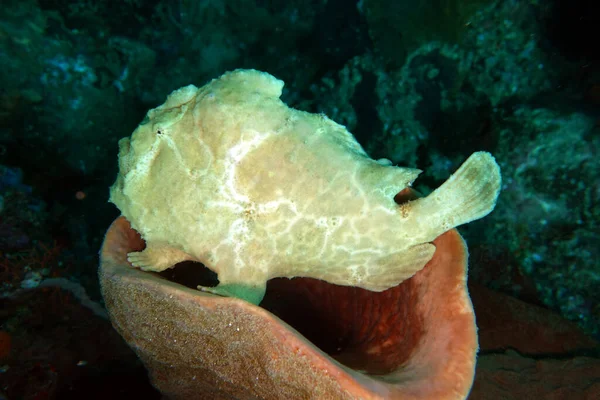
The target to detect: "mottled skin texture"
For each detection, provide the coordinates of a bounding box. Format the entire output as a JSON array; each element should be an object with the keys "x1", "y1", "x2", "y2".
[{"x1": 109, "y1": 69, "x2": 501, "y2": 304}]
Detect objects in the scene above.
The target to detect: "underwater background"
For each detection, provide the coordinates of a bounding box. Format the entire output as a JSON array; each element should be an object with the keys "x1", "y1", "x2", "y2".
[{"x1": 0, "y1": 0, "x2": 598, "y2": 399}]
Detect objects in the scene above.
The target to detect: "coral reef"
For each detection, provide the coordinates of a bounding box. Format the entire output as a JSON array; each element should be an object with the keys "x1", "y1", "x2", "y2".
[
  {"x1": 474, "y1": 106, "x2": 600, "y2": 337},
  {"x1": 0, "y1": 0, "x2": 598, "y2": 397}
]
